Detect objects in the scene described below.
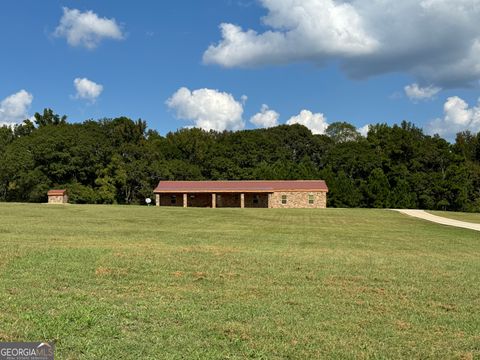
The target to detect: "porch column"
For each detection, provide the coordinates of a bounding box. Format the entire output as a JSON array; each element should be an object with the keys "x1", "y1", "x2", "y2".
[
  {"x1": 183, "y1": 193, "x2": 188, "y2": 208},
  {"x1": 212, "y1": 193, "x2": 216, "y2": 208},
  {"x1": 155, "y1": 194, "x2": 160, "y2": 207},
  {"x1": 268, "y1": 193, "x2": 272, "y2": 208},
  {"x1": 240, "y1": 193, "x2": 245, "y2": 208}
]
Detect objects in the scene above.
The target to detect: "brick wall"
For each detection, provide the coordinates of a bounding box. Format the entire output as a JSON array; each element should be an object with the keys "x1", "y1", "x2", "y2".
[
  {"x1": 188, "y1": 193, "x2": 212, "y2": 207},
  {"x1": 159, "y1": 193, "x2": 184, "y2": 207},
  {"x1": 244, "y1": 193, "x2": 269, "y2": 208},
  {"x1": 155, "y1": 191, "x2": 327, "y2": 208},
  {"x1": 216, "y1": 193, "x2": 241, "y2": 208},
  {"x1": 48, "y1": 195, "x2": 68, "y2": 204},
  {"x1": 270, "y1": 191, "x2": 327, "y2": 209}
]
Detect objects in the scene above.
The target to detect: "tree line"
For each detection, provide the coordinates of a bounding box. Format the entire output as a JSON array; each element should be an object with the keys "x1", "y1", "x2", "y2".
[{"x1": 1, "y1": 108, "x2": 480, "y2": 211}]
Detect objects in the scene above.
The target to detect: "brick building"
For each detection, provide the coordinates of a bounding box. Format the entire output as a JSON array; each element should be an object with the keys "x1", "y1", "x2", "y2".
[
  {"x1": 153, "y1": 180, "x2": 328, "y2": 209},
  {"x1": 47, "y1": 189, "x2": 68, "y2": 204}
]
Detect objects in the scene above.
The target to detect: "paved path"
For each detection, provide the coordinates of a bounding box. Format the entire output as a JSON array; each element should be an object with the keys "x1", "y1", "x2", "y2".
[{"x1": 394, "y1": 209, "x2": 480, "y2": 232}]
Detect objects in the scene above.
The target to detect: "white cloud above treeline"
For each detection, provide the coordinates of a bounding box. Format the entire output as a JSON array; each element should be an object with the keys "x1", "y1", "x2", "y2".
[
  {"x1": 204, "y1": 0, "x2": 480, "y2": 87},
  {"x1": 0, "y1": 90, "x2": 33, "y2": 126},
  {"x1": 165, "y1": 88, "x2": 375, "y2": 136},
  {"x1": 358, "y1": 124, "x2": 370, "y2": 137},
  {"x1": 429, "y1": 96, "x2": 480, "y2": 138},
  {"x1": 54, "y1": 7, "x2": 124, "y2": 49},
  {"x1": 166, "y1": 87, "x2": 245, "y2": 131},
  {"x1": 404, "y1": 83, "x2": 442, "y2": 102},
  {"x1": 250, "y1": 104, "x2": 279, "y2": 128},
  {"x1": 74, "y1": 78, "x2": 103, "y2": 102},
  {"x1": 286, "y1": 109, "x2": 329, "y2": 135}
]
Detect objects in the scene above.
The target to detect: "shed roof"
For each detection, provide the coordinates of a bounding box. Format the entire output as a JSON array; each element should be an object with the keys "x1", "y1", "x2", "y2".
[
  {"x1": 154, "y1": 180, "x2": 328, "y2": 193},
  {"x1": 47, "y1": 189, "x2": 67, "y2": 196}
]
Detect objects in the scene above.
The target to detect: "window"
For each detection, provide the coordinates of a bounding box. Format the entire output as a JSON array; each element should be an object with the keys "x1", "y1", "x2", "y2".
[
  {"x1": 171, "y1": 195, "x2": 177, "y2": 205},
  {"x1": 308, "y1": 194, "x2": 314, "y2": 205},
  {"x1": 253, "y1": 194, "x2": 259, "y2": 204},
  {"x1": 281, "y1": 195, "x2": 287, "y2": 205}
]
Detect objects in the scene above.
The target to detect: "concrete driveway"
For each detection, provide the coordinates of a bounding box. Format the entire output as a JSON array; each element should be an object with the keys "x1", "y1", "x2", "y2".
[{"x1": 394, "y1": 209, "x2": 480, "y2": 232}]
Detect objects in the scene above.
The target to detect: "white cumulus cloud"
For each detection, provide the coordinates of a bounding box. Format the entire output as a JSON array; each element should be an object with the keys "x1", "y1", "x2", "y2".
[
  {"x1": 54, "y1": 7, "x2": 124, "y2": 49},
  {"x1": 204, "y1": 0, "x2": 377, "y2": 68},
  {"x1": 428, "y1": 96, "x2": 480, "y2": 138},
  {"x1": 358, "y1": 124, "x2": 370, "y2": 137},
  {"x1": 74, "y1": 78, "x2": 103, "y2": 102},
  {"x1": 286, "y1": 109, "x2": 329, "y2": 135},
  {"x1": 166, "y1": 87, "x2": 245, "y2": 131},
  {"x1": 404, "y1": 83, "x2": 442, "y2": 101},
  {"x1": 0, "y1": 90, "x2": 33, "y2": 125},
  {"x1": 204, "y1": 0, "x2": 480, "y2": 87},
  {"x1": 250, "y1": 104, "x2": 279, "y2": 128}
]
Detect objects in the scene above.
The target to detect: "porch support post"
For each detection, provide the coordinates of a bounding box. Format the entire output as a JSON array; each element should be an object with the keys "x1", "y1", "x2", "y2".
[
  {"x1": 268, "y1": 193, "x2": 272, "y2": 208},
  {"x1": 183, "y1": 193, "x2": 188, "y2": 208},
  {"x1": 155, "y1": 193, "x2": 160, "y2": 207},
  {"x1": 212, "y1": 193, "x2": 216, "y2": 208},
  {"x1": 240, "y1": 193, "x2": 245, "y2": 208}
]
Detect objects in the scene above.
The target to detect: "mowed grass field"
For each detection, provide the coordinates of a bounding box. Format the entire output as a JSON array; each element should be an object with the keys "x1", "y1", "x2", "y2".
[
  {"x1": 429, "y1": 211, "x2": 480, "y2": 224},
  {"x1": 0, "y1": 204, "x2": 479, "y2": 359}
]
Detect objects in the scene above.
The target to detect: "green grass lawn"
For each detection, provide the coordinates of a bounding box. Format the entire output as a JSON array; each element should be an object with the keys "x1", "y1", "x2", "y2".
[
  {"x1": 0, "y1": 204, "x2": 479, "y2": 359},
  {"x1": 429, "y1": 210, "x2": 480, "y2": 224}
]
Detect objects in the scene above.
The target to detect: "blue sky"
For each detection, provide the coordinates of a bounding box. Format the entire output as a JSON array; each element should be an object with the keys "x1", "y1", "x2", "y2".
[{"x1": 1, "y1": 0, "x2": 480, "y2": 139}]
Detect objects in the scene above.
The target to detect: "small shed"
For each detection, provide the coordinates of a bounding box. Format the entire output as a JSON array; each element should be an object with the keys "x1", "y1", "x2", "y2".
[{"x1": 47, "y1": 189, "x2": 68, "y2": 204}]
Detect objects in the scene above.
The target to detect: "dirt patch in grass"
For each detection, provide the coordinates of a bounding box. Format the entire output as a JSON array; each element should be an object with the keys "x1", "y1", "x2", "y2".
[{"x1": 95, "y1": 267, "x2": 128, "y2": 277}]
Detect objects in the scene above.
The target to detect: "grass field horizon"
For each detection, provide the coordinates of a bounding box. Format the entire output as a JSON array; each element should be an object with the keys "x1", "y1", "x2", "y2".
[{"x1": 0, "y1": 204, "x2": 478, "y2": 359}]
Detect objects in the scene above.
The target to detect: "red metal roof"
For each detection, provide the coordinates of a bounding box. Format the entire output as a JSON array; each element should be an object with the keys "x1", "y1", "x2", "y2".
[
  {"x1": 47, "y1": 189, "x2": 67, "y2": 196},
  {"x1": 154, "y1": 180, "x2": 328, "y2": 193}
]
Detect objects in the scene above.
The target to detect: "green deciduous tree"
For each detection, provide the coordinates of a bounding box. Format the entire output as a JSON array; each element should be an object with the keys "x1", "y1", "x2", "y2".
[{"x1": 1, "y1": 108, "x2": 479, "y2": 212}]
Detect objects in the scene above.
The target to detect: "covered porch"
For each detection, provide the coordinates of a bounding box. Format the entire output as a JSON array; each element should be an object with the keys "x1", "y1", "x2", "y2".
[{"x1": 156, "y1": 192, "x2": 271, "y2": 208}]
